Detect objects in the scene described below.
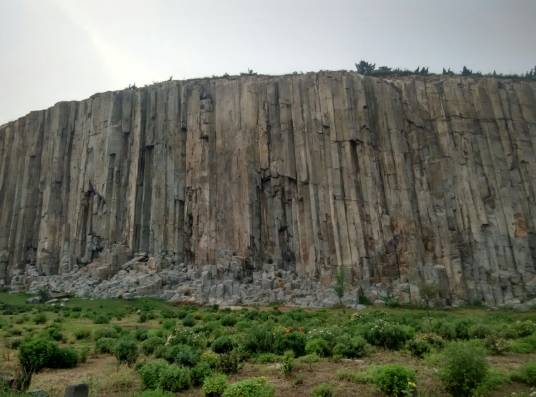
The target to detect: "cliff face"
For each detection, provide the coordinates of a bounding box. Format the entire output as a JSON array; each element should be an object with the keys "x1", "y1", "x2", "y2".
[{"x1": 1, "y1": 71, "x2": 535, "y2": 306}]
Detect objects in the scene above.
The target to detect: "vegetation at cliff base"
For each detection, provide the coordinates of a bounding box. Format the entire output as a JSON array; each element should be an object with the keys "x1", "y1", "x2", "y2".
[{"x1": 1, "y1": 292, "x2": 536, "y2": 396}]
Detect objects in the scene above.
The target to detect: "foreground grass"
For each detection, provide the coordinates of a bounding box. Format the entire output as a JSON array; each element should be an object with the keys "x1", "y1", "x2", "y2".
[{"x1": 1, "y1": 292, "x2": 536, "y2": 396}]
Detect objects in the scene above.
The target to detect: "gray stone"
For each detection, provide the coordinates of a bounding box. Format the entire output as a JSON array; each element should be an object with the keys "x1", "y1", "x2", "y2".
[
  {"x1": 64, "y1": 384, "x2": 88, "y2": 397},
  {"x1": 29, "y1": 390, "x2": 49, "y2": 397}
]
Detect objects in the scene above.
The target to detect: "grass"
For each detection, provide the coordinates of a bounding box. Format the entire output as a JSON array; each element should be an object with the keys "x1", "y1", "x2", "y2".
[{"x1": 1, "y1": 292, "x2": 536, "y2": 396}]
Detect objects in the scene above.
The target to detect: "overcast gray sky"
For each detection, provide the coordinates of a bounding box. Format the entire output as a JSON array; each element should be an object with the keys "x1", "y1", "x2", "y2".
[{"x1": 1, "y1": 0, "x2": 535, "y2": 124}]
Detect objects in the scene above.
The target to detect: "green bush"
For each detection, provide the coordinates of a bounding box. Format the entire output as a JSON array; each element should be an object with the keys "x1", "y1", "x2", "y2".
[
  {"x1": 212, "y1": 336, "x2": 235, "y2": 354},
  {"x1": 191, "y1": 361, "x2": 214, "y2": 386},
  {"x1": 94, "y1": 327, "x2": 119, "y2": 340},
  {"x1": 406, "y1": 338, "x2": 431, "y2": 358},
  {"x1": 44, "y1": 325, "x2": 63, "y2": 341},
  {"x1": 95, "y1": 337, "x2": 116, "y2": 354},
  {"x1": 19, "y1": 338, "x2": 58, "y2": 374},
  {"x1": 142, "y1": 337, "x2": 165, "y2": 355},
  {"x1": 49, "y1": 346, "x2": 78, "y2": 368},
  {"x1": 94, "y1": 314, "x2": 110, "y2": 324},
  {"x1": 200, "y1": 351, "x2": 220, "y2": 369},
  {"x1": 311, "y1": 383, "x2": 334, "y2": 397},
  {"x1": 138, "y1": 360, "x2": 169, "y2": 389},
  {"x1": 74, "y1": 329, "x2": 91, "y2": 340},
  {"x1": 305, "y1": 338, "x2": 331, "y2": 357},
  {"x1": 202, "y1": 373, "x2": 228, "y2": 397},
  {"x1": 439, "y1": 342, "x2": 488, "y2": 396},
  {"x1": 275, "y1": 332, "x2": 306, "y2": 356},
  {"x1": 511, "y1": 362, "x2": 536, "y2": 386},
  {"x1": 372, "y1": 365, "x2": 416, "y2": 397},
  {"x1": 217, "y1": 351, "x2": 241, "y2": 374},
  {"x1": 164, "y1": 344, "x2": 199, "y2": 367},
  {"x1": 182, "y1": 314, "x2": 196, "y2": 327},
  {"x1": 243, "y1": 326, "x2": 275, "y2": 354},
  {"x1": 113, "y1": 338, "x2": 139, "y2": 366},
  {"x1": 222, "y1": 377, "x2": 274, "y2": 397},
  {"x1": 509, "y1": 320, "x2": 536, "y2": 338},
  {"x1": 134, "y1": 328, "x2": 149, "y2": 341},
  {"x1": 221, "y1": 315, "x2": 238, "y2": 327},
  {"x1": 364, "y1": 320, "x2": 414, "y2": 350},
  {"x1": 484, "y1": 334, "x2": 509, "y2": 355},
  {"x1": 17, "y1": 337, "x2": 78, "y2": 389},
  {"x1": 333, "y1": 336, "x2": 368, "y2": 358},
  {"x1": 33, "y1": 313, "x2": 47, "y2": 324},
  {"x1": 279, "y1": 351, "x2": 294, "y2": 376},
  {"x1": 158, "y1": 365, "x2": 191, "y2": 392},
  {"x1": 468, "y1": 323, "x2": 492, "y2": 339}
]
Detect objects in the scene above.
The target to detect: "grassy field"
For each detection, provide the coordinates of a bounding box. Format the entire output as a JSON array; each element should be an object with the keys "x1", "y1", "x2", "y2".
[{"x1": 1, "y1": 292, "x2": 536, "y2": 397}]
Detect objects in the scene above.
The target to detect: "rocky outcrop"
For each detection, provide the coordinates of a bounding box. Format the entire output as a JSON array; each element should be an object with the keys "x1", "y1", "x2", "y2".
[{"x1": 1, "y1": 71, "x2": 536, "y2": 306}]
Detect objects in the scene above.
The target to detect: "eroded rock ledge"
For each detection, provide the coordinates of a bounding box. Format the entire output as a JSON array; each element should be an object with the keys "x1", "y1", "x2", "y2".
[{"x1": 1, "y1": 71, "x2": 536, "y2": 307}]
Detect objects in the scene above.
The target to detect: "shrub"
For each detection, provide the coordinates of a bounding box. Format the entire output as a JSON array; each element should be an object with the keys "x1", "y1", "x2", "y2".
[
  {"x1": 94, "y1": 327, "x2": 119, "y2": 340},
  {"x1": 164, "y1": 344, "x2": 199, "y2": 367},
  {"x1": 44, "y1": 325, "x2": 63, "y2": 341},
  {"x1": 217, "y1": 351, "x2": 241, "y2": 374},
  {"x1": 510, "y1": 333, "x2": 536, "y2": 353},
  {"x1": 191, "y1": 361, "x2": 214, "y2": 386},
  {"x1": 212, "y1": 336, "x2": 235, "y2": 354},
  {"x1": 182, "y1": 314, "x2": 195, "y2": 327},
  {"x1": 299, "y1": 353, "x2": 320, "y2": 370},
  {"x1": 305, "y1": 338, "x2": 331, "y2": 357},
  {"x1": 468, "y1": 323, "x2": 492, "y2": 339},
  {"x1": 96, "y1": 337, "x2": 116, "y2": 354},
  {"x1": 364, "y1": 320, "x2": 414, "y2": 350},
  {"x1": 311, "y1": 383, "x2": 334, "y2": 397},
  {"x1": 33, "y1": 313, "x2": 47, "y2": 324},
  {"x1": 222, "y1": 377, "x2": 274, "y2": 397},
  {"x1": 243, "y1": 326, "x2": 275, "y2": 354},
  {"x1": 138, "y1": 360, "x2": 169, "y2": 389},
  {"x1": 142, "y1": 336, "x2": 165, "y2": 355},
  {"x1": 510, "y1": 320, "x2": 536, "y2": 338},
  {"x1": 333, "y1": 267, "x2": 346, "y2": 304},
  {"x1": 162, "y1": 319, "x2": 176, "y2": 330},
  {"x1": 74, "y1": 329, "x2": 91, "y2": 340},
  {"x1": 333, "y1": 336, "x2": 368, "y2": 358},
  {"x1": 17, "y1": 337, "x2": 78, "y2": 390},
  {"x1": 94, "y1": 314, "x2": 110, "y2": 324},
  {"x1": 279, "y1": 351, "x2": 294, "y2": 376},
  {"x1": 49, "y1": 346, "x2": 78, "y2": 368},
  {"x1": 19, "y1": 338, "x2": 57, "y2": 374},
  {"x1": 453, "y1": 319, "x2": 473, "y2": 340},
  {"x1": 200, "y1": 351, "x2": 220, "y2": 368},
  {"x1": 484, "y1": 334, "x2": 509, "y2": 355},
  {"x1": 202, "y1": 373, "x2": 228, "y2": 397},
  {"x1": 372, "y1": 365, "x2": 416, "y2": 397},
  {"x1": 439, "y1": 342, "x2": 488, "y2": 396},
  {"x1": 113, "y1": 338, "x2": 139, "y2": 366},
  {"x1": 221, "y1": 315, "x2": 238, "y2": 327},
  {"x1": 511, "y1": 362, "x2": 536, "y2": 386},
  {"x1": 135, "y1": 328, "x2": 149, "y2": 341},
  {"x1": 78, "y1": 346, "x2": 89, "y2": 363},
  {"x1": 159, "y1": 365, "x2": 191, "y2": 392},
  {"x1": 406, "y1": 338, "x2": 431, "y2": 358},
  {"x1": 275, "y1": 332, "x2": 306, "y2": 357}
]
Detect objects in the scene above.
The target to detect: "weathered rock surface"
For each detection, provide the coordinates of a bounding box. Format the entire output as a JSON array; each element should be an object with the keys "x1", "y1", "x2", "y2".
[{"x1": 1, "y1": 71, "x2": 536, "y2": 307}]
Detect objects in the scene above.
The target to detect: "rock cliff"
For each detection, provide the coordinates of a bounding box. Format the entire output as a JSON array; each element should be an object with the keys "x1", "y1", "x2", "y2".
[{"x1": 1, "y1": 71, "x2": 535, "y2": 307}]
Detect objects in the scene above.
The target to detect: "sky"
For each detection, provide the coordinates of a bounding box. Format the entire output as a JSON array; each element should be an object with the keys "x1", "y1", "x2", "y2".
[{"x1": 1, "y1": 0, "x2": 535, "y2": 124}]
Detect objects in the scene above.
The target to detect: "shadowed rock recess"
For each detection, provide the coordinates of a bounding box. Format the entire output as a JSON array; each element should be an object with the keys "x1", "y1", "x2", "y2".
[{"x1": 1, "y1": 71, "x2": 535, "y2": 307}]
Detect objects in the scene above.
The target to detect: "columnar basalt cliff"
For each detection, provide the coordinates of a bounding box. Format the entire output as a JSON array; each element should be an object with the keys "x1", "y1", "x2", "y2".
[{"x1": 1, "y1": 71, "x2": 535, "y2": 307}]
